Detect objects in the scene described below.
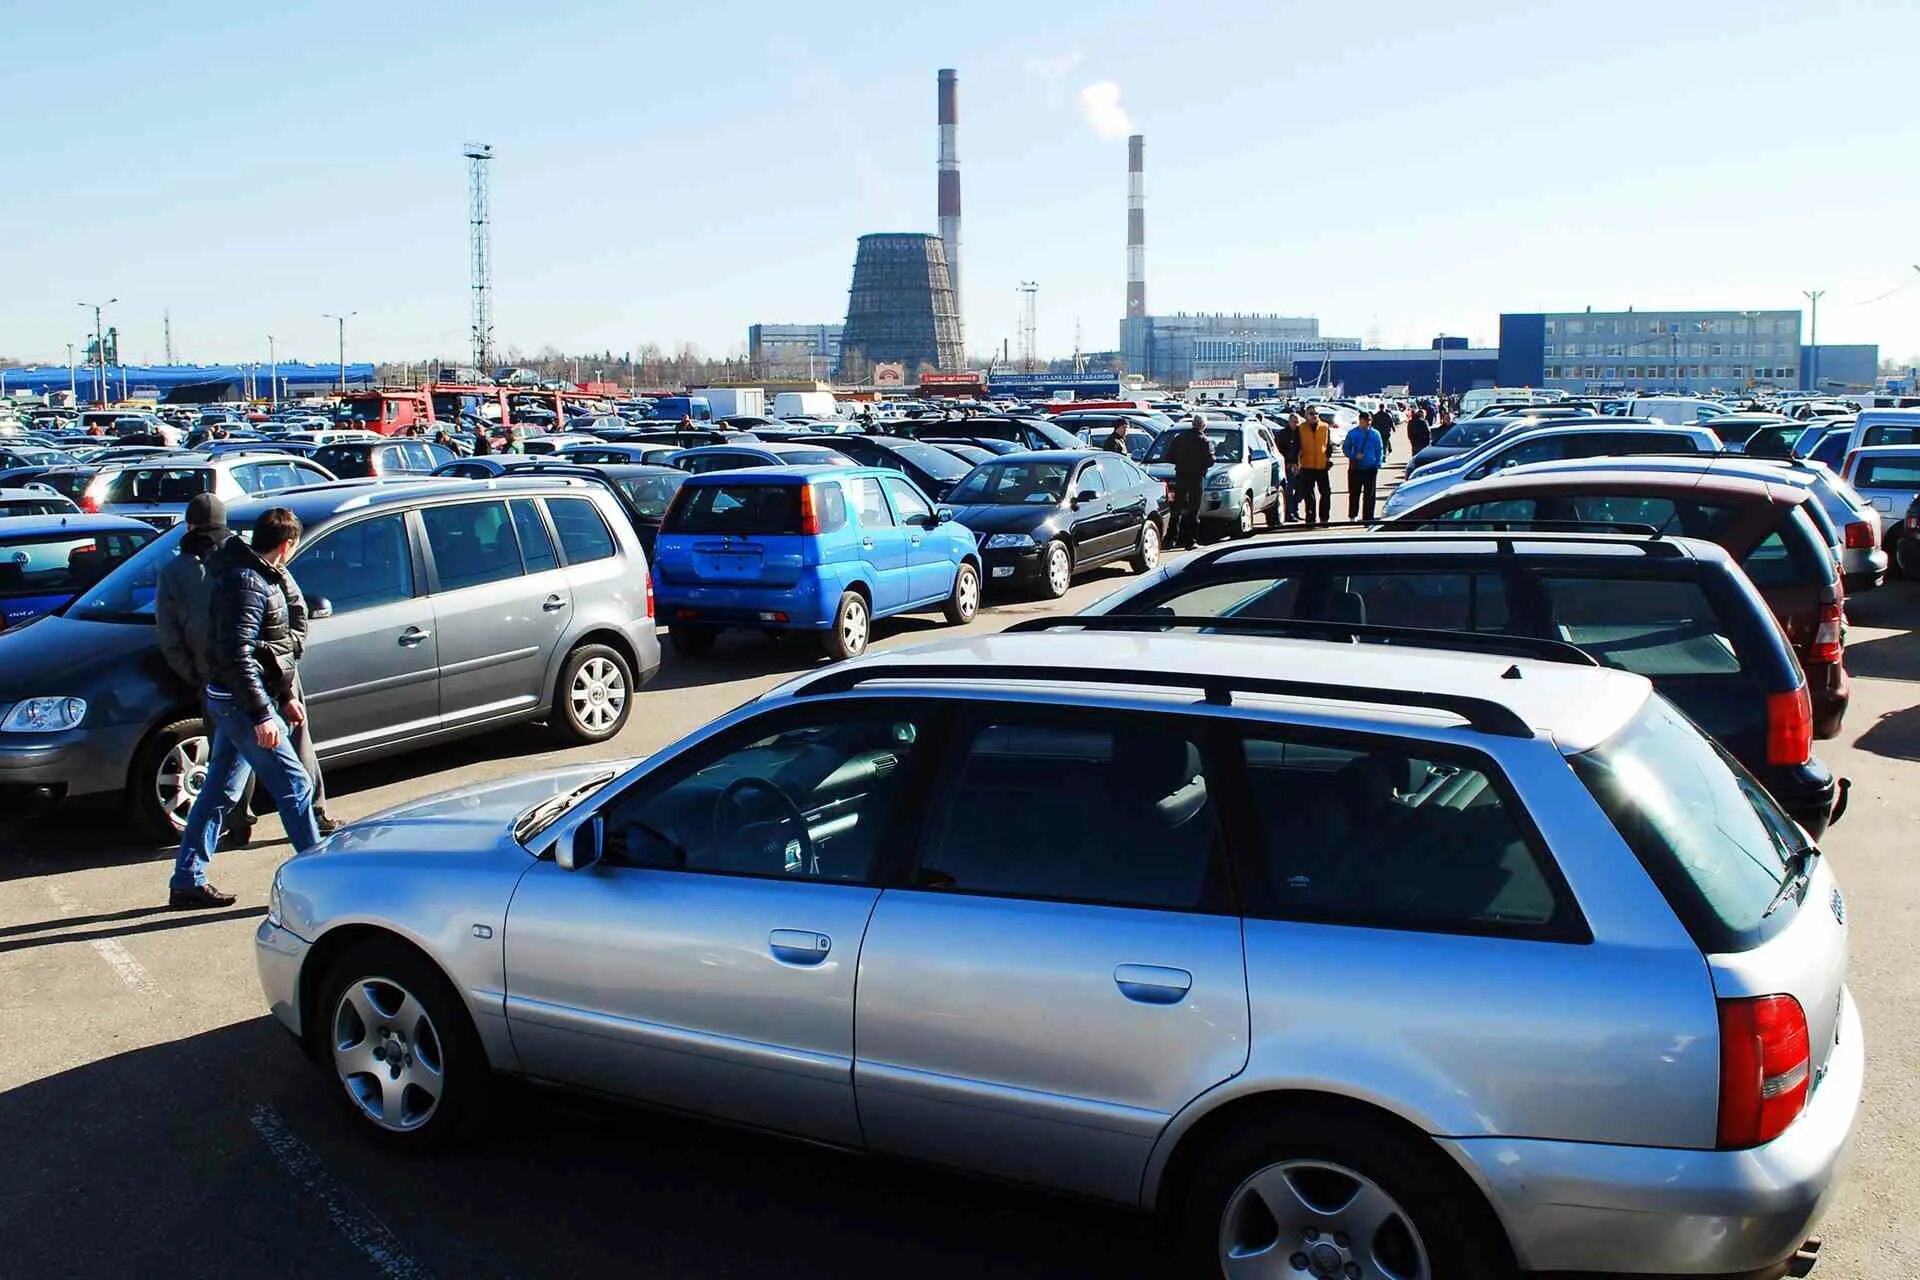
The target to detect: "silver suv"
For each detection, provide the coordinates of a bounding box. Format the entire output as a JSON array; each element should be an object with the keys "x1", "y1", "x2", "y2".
[{"x1": 256, "y1": 628, "x2": 1858, "y2": 1279}]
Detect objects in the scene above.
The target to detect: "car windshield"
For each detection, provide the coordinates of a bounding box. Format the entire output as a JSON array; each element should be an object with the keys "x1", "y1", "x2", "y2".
[
  {"x1": 312, "y1": 445, "x2": 374, "y2": 476},
  {"x1": 1449, "y1": 418, "x2": 1521, "y2": 447},
  {"x1": 1854, "y1": 457, "x2": 1920, "y2": 489},
  {"x1": 61, "y1": 521, "x2": 187, "y2": 623},
  {"x1": 616, "y1": 474, "x2": 685, "y2": 518},
  {"x1": 1569, "y1": 694, "x2": 1801, "y2": 951},
  {"x1": 780, "y1": 449, "x2": 846, "y2": 466},
  {"x1": 946, "y1": 460, "x2": 1073, "y2": 505},
  {"x1": 890, "y1": 442, "x2": 970, "y2": 479},
  {"x1": 337, "y1": 399, "x2": 384, "y2": 425}
]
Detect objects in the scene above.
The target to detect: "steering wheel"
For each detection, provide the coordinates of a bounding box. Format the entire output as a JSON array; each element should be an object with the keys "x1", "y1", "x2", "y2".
[{"x1": 713, "y1": 777, "x2": 815, "y2": 874}]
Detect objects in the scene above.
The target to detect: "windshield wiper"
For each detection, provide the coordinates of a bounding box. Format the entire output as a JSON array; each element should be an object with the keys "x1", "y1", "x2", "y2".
[
  {"x1": 513, "y1": 770, "x2": 617, "y2": 844},
  {"x1": 1762, "y1": 845, "x2": 1821, "y2": 918}
]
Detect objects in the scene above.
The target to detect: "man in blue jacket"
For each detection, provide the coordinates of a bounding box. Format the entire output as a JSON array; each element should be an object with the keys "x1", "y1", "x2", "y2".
[{"x1": 1342, "y1": 411, "x2": 1385, "y2": 522}]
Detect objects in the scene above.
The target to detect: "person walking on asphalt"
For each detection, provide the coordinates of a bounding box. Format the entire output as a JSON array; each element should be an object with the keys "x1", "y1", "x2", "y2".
[
  {"x1": 1167, "y1": 415, "x2": 1214, "y2": 548},
  {"x1": 1295, "y1": 407, "x2": 1333, "y2": 525},
  {"x1": 1408, "y1": 404, "x2": 1432, "y2": 455},
  {"x1": 168, "y1": 507, "x2": 321, "y2": 909},
  {"x1": 1102, "y1": 419, "x2": 1133, "y2": 456},
  {"x1": 1275, "y1": 412, "x2": 1303, "y2": 522},
  {"x1": 1343, "y1": 411, "x2": 1386, "y2": 523}
]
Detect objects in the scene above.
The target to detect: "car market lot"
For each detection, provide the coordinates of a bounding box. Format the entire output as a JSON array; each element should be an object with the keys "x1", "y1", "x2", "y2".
[{"x1": 3, "y1": 475, "x2": 1919, "y2": 1279}]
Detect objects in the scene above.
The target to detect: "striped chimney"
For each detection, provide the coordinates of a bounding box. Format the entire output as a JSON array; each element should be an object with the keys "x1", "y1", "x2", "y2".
[
  {"x1": 937, "y1": 69, "x2": 963, "y2": 342},
  {"x1": 1126, "y1": 134, "x2": 1146, "y2": 318}
]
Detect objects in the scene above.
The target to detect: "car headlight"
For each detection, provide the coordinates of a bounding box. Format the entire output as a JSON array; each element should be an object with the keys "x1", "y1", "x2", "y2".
[
  {"x1": 267, "y1": 867, "x2": 285, "y2": 929},
  {"x1": 1205, "y1": 472, "x2": 1234, "y2": 489},
  {"x1": 984, "y1": 532, "x2": 1034, "y2": 549},
  {"x1": 2, "y1": 697, "x2": 87, "y2": 732}
]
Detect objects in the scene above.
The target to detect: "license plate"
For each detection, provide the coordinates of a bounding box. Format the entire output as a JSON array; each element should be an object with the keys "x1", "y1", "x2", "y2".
[{"x1": 992, "y1": 565, "x2": 1015, "y2": 578}]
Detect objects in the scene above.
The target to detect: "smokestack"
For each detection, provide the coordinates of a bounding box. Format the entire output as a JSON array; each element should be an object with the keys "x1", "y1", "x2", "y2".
[
  {"x1": 1126, "y1": 134, "x2": 1146, "y2": 319},
  {"x1": 938, "y1": 69, "x2": 963, "y2": 344}
]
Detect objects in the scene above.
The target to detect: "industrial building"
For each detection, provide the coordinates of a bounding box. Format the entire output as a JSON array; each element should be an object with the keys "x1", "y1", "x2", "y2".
[
  {"x1": 747, "y1": 324, "x2": 843, "y2": 380},
  {"x1": 1499, "y1": 309, "x2": 1802, "y2": 394},
  {"x1": 0, "y1": 362, "x2": 373, "y2": 403},
  {"x1": 1291, "y1": 344, "x2": 1499, "y2": 397},
  {"x1": 1120, "y1": 312, "x2": 1344, "y2": 386},
  {"x1": 837, "y1": 233, "x2": 964, "y2": 378},
  {"x1": 1801, "y1": 344, "x2": 1879, "y2": 392}
]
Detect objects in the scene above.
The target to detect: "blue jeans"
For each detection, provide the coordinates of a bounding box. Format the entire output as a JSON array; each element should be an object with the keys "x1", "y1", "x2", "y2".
[{"x1": 171, "y1": 695, "x2": 321, "y2": 891}]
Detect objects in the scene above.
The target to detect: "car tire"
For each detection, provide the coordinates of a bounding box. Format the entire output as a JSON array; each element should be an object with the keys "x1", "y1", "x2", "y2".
[
  {"x1": 1235, "y1": 494, "x2": 1254, "y2": 538},
  {"x1": 1130, "y1": 520, "x2": 1162, "y2": 574},
  {"x1": 942, "y1": 561, "x2": 981, "y2": 625},
  {"x1": 822, "y1": 590, "x2": 870, "y2": 660},
  {"x1": 1180, "y1": 1106, "x2": 1510, "y2": 1280},
  {"x1": 1041, "y1": 539, "x2": 1073, "y2": 599},
  {"x1": 1892, "y1": 528, "x2": 1915, "y2": 579},
  {"x1": 553, "y1": 643, "x2": 633, "y2": 743},
  {"x1": 315, "y1": 937, "x2": 488, "y2": 1150},
  {"x1": 129, "y1": 715, "x2": 209, "y2": 844},
  {"x1": 1265, "y1": 489, "x2": 1284, "y2": 529},
  {"x1": 669, "y1": 623, "x2": 718, "y2": 657}
]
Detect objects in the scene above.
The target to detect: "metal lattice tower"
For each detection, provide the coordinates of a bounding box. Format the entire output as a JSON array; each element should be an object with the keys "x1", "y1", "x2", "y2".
[
  {"x1": 465, "y1": 142, "x2": 494, "y2": 373},
  {"x1": 1018, "y1": 281, "x2": 1039, "y2": 372}
]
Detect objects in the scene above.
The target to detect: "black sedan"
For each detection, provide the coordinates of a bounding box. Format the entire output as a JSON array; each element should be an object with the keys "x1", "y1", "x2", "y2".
[
  {"x1": 818, "y1": 435, "x2": 974, "y2": 500},
  {"x1": 945, "y1": 450, "x2": 1168, "y2": 598}
]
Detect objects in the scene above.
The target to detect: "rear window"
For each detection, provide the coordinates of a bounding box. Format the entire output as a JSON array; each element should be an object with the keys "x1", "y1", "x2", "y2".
[
  {"x1": 614, "y1": 474, "x2": 684, "y2": 518},
  {"x1": 1861, "y1": 424, "x2": 1920, "y2": 448},
  {"x1": 667, "y1": 483, "x2": 802, "y2": 535},
  {"x1": 106, "y1": 468, "x2": 212, "y2": 503},
  {"x1": 781, "y1": 449, "x2": 845, "y2": 466},
  {"x1": 0, "y1": 528, "x2": 154, "y2": 599},
  {"x1": 312, "y1": 445, "x2": 373, "y2": 475},
  {"x1": 41, "y1": 472, "x2": 98, "y2": 501},
  {"x1": 1570, "y1": 696, "x2": 1803, "y2": 952},
  {"x1": 1854, "y1": 457, "x2": 1920, "y2": 488},
  {"x1": 1539, "y1": 576, "x2": 1741, "y2": 676}
]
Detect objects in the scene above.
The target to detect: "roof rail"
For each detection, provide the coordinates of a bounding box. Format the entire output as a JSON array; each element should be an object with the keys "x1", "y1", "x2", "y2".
[
  {"x1": 1005, "y1": 614, "x2": 1598, "y2": 667},
  {"x1": 1389, "y1": 518, "x2": 1664, "y2": 537},
  {"x1": 1177, "y1": 524, "x2": 1682, "y2": 569},
  {"x1": 792, "y1": 661, "x2": 1533, "y2": 737}
]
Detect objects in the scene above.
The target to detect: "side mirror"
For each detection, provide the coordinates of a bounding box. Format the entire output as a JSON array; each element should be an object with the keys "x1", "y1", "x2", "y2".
[
  {"x1": 554, "y1": 813, "x2": 604, "y2": 872},
  {"x1": 929, "y1": 505, "x2": 952, "y2": 526},
  {"x1": 1074, "y1": 489, "x2": 1098, "y2": 505},
  {"x1": 308, "y1": 597, "x2": 334, "y2": 620},
  {"x1": 1251, "y1": 448, "x2": 1270, "y2": 461}
]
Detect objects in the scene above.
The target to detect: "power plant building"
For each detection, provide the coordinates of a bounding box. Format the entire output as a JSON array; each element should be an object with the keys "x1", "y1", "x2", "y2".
[
  {"x1": 747, "y1": 323, "x2": 843, "y2": 379},
  {"x1": 837, "y1": 233, "x2": 964, "y2": 378}
]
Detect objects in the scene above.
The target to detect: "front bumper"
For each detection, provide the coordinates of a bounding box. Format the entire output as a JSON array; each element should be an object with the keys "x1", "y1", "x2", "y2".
[
  {"x1": 0, "y1": 721, "x2": 144, "y2": 802},
  {"x1": 1449, "y1": 990, "x2": 1863, "y2": 1278},
  {"x1": 255, "y1": 917, "x2": 311, "y2": 1039},
  {"x1": 981, "y1": 543, "x2": 1047, "y2": 587}
]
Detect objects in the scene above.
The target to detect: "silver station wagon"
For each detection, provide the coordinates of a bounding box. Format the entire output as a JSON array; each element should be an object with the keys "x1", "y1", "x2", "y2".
[{"x1": 257, "y1": 628, "x2": 1859, "y2": 1280}]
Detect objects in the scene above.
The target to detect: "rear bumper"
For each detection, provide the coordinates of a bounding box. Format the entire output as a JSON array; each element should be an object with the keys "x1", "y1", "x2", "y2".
[
  {"x1": 1451, "y1": 990, "x2": 1863, "y2": 1278},
  {"x1": 1807, "y1": 661, "x2": 1848, "y2": 741},
  {"x1": 1759, "y1": 758, "x2": 1840, "y2": 839},
  {"x1": 658, "y1": 579, "x2": 833, "y2": 630},
  {"x1": 1840, "y1": 546, "x2": 1886, "y2": 593}
]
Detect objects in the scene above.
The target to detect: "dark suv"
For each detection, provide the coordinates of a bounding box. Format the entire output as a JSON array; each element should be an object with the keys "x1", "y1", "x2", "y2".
[{"x1": 1084, "y1": 530, "x2": 1845, "y2": 835}]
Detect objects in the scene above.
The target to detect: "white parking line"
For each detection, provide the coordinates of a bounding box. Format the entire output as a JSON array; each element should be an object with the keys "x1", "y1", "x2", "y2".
[
  {"x1": 40, "y1": 882, "x2": 158, "y2": 995},
  {"x1": 249, "y1": 1105, "x2": 432, "y2": 1279}
]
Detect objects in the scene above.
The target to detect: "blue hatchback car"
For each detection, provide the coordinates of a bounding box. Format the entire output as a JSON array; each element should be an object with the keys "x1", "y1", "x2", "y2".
[{"x1": 652, "y1": 465, "x2": 980, "y2": 659}]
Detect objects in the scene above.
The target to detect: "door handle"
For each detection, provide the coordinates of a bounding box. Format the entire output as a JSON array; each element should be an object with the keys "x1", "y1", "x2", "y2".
[
  {"x1": 542, "y1": 594, "x2": 567, "y2": 612},
  {"x1": 769, "y1": 929, "x2": 831, "y2": 966},
  {"x1": 861, "y1": 537, "x2": 875, "y2": 549},
  {"x1": 398, "y1": 626, "x2": 432, "y2": 646},
  {"x1": 909, "y1": 535, "x2": 923, "y2": 546},
  {"x1": 1114, "y1": 964, "x2": 1192, "y2": 1005}
]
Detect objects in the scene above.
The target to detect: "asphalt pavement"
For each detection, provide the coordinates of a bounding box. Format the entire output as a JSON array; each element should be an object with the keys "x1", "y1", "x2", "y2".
[{"x1": 2, "y1": 447, "x2": 1916, "y2": 1278}]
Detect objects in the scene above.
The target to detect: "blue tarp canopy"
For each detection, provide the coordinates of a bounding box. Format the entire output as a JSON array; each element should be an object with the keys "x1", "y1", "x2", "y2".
[{"x1": 0, "y1": 363, "x2": 375, "y2": 402}]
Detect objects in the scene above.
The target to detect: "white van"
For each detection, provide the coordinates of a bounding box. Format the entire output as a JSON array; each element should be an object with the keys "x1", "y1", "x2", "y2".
[
  {"x1": 1631, "y1": 396, "x2": 1730, "y2": 426},
  {"x1": 772, "y1": 390, "x2": 838, "y2": 420},
  {"x1": 1458, "y1": 387, "x2": 1542, "y2": 417},
  {"x1": 1837, "y1": 408, "x2": 1920, "y2": 461}
]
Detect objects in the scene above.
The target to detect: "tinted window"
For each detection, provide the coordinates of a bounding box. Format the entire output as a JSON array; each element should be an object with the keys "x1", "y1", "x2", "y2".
[
  {"x1": 288, "y1": 513, "x2": 413, "y2": 613},
  {"x1": 615, "y1": 474, "x2": 684, "y2": 518},
  {"x1": 1861, "y1": 424, "x2": 1920, "y2": 448},
  {"x1": 600, "y1": 704, "x2": 928, "y2": 882},
  {"x1": 813, "y1": 481, "x2": 850, "y2": 533},
  {"x1": 312, "y1": 445, "x2": 373, "y2": 477},
  {"x1": 1327, "y1": 571, "x2": 1508, "y2": 632},
  {"x1": 850, "y1": 477, "x2": 894, "y2": 527},
  {"x1": 107, "y1": 468, "x2": 212, "y2": 503},
  {"x1": 1239, "y1": 731, "x2": 1561, "y2": 933},
  {"x1": 1561, "y1": 495, "x2": 1743, "y2": 539},
  {"x1": 1146, "y1": 574, "x2": 1301, "y2": 620},
  {"x1": 882, "y1": 477, "x2": 932, "y2": 524},
  {"x1": 547, "y1": 497, "x2": 616, "y2": 564},
  {"x1": 1097, "y1": 456, "x2": 1139, "y2": 491},
  {"x1": 918, "y1": 714, "x2": 1223, "y2": 910},
  {"x1": 511, "y1": 499, "x2": 558, "y2": 573},
  {"x1": 1855, "y1": 457, "x2": 1920, "y2": 488},
  {"x1": 783, "y1": 448, "x2": 848, "y2": 466},
  {"x1": 421, "y1": 501, "x2": 522, "y2": 591},
  {"x1": 947, "y1": 461, "x2": 1073, "y2": 505},
  {"x1": 1074, "y1": 463, "x2": 1107, "y2": 497},
  {"x1": 1571, "y1": 696, "x2": 1801, "y2": 951},
  {"x1": 1539, "y1": 576, "x2": 1740, "y2": 675},
  {"x1": 1432, "y1": 498, "x2": 1540, "y2": 525},
  {"x1": 666, "y1": 483, "x2": 801, "y2": 535},
  {"x1": 0, "y1": 528, "x2": 153, "y2": 604},
  {"x1": 893, "y1": 443, "x2": 970, "y2": 480}
]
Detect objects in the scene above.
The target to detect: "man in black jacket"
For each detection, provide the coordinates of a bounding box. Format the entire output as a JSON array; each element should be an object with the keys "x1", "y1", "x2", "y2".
[
  {"x1": 168, "y1": 507, "x2": 322, "y2": 908},
  {"x1": 1165, "y1": 415, "x2": 1214, "y2": 548}
]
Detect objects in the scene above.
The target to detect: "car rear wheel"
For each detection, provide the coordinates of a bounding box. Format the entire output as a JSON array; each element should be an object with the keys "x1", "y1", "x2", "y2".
[
  {"x1": 822, "y1": 591, "x2": 870, "y2": 660},
  {"x1": 1181, "y1": 1108, "x2": 1508, "y2": 1280},
  {"x1": 943, "y1": 562, "x2": 981, "y2": 625},
  {"x1": 316, "y1": 938, "x2": 486, "y2": 1149},
  {"x1": 1042, "y1": 539, "x2": 1073, "y2": 598},
  {"x1": 129, "y1": 716, "x2": 208, "y2": 843},
  {"x1": 554, "y1": 643, "x2": 632, "y2": 743},
  {"x1": 670, "y1": 623, "x2": 718, "y2": 656},
  {"x1": 1130, "y1": 520, "x2": 1162, "y2": 574}
]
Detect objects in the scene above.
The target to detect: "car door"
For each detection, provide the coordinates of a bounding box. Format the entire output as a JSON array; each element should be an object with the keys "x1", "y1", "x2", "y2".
[
  {"x1": 878, "y1": 475, "x2": 951, "y2": 605},
  {"x1": 1097, "y1": 455, "x2": 1150, "y2": 550},
  {"x1": 285, "y1": 511, "x2": 439, "y2": 754},
  {"x1": 1067, "y1": 460, "x2": 1119, "y2": 562},
  {"x1": 848, "y1": 475, "x2": 911, "y2": 612},
  {"x1": 854, "y1": 705, "x2": 1249, "y2": 1204},
  {"x1": 416, "y1": 498, "x2": 551, "y2": 727},
  {"x1": 503, "y1": 698, "x2": 942, "y2": 1147}
]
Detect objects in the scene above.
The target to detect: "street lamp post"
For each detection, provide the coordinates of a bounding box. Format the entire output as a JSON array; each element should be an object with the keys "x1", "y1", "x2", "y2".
[
  {"x1": 322, "y1": 312, "x2": 357, "y2": 394},
  {"x1": 66, "y1": 343, "x2": 76, "y2": 400},
  {"x1": 1802, "y1": 290, "x2": 1825, "y2": 392},
  {"x1": 267, "y1": 334, "x2": 278, "y2": 411},
  {"x1": 77, "y1": 298, "x2": 117, "y2": 407}
]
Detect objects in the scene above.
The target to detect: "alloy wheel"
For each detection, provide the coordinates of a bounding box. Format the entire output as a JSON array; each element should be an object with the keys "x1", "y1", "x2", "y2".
[
  {"x1": 1047, "y1": 543, "x2": 1071, "y2": 595},
  {"x1": 155, "y1": 734, "x2": 209, "y2": 832},
  {"x1": 1219, "y1": 1159, "x2": 1430, "y2": 1280},
  {"x1": 955, "y1": 566, "x2": 980, "y2": 619},
  {"x1": 569, "y1": 656, "x2": 627, "y2": 734},
  {"x1": 1237, "y1": 497, "x2": 1253, "y2": 535},
  {"x1": 841, "y1": 596, "x2": 869, "y2": 654},
  {"x1": 1139, "y1": 522, "x2": 1160, "y2": 569},
  {"x1": 332, "y1": 977, "x2": 445, "y2": 1132}
]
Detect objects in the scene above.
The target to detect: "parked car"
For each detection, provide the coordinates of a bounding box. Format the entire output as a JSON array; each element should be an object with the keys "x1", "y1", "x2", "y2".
[
  {"x1": 311, "y1": 439, "x2": 456, "y2": 479},
  {"x1": 87, "y1": 455, "x2": 338, "y2": 528},
  {"x1": 0, "y1": 486, "x2": 79, "y2": 518},
  {"x1": 1900, "y1": 494, "x2": 1920, "y2": 576},
  {"x1": 917, "y1": 434, "x2": 1024, "y2": 457},
  {"x1": 0, "y1": 444, "x2": 78, "y2": 470},
  {"x1": 1410, "y1": 414, "x2": 1543, "y2": 472},
  {"x1": 899, "y1": 416, "x2": 1081, "y2": 452},
  {"x1": 1085, "y1": 530, "x2": 1845, "y2": 835},
  {"x1": 1382, "y1": 422, "x2": 1717, "y2": 518},
  {"x1": 944, "y1": 450, "x2": 1168, "y2": 598},
  {"x1": 666, "y1": 442, "x2": 854, "y2": 475},
  {"x1": 558, "y1": 442, "x2": 688, "y2": 466},
  {"x1": 1840, "y1": 444, "x2": 1920, "y2": 572},
  {"x1": 653, "y1": 465, "x2": 979, "y2": 659},
  {"x1": 0, "y1": 514, "x2": 156, "y2": 631},
  {"x1": 0, "y1": 476, "x2": 660, "y2": 839},
  {"x1": 1834, "y1": 408, "x2": 1920, "y2": 459},
  {"x1": 1708, "y1": 413, "x2": 1792, "y2": 451},
  {"x1": 1794, "y1": 421, "x2": 1853, "y2": 471},
  {"x1": 1385, "y1": 467, "x2": 1851, "y2": 738},
  {"x1": 1142, "y1": 422, "x2": 1283, "y2": 536},
  {"x1": 815, "y1": 435, "x2": 974, "y2": 502},
  {"x1": 927, "y1": 441, "x2": 997, "y2": 467},
  {"x1": 255, "y1": 628, "x2": 1858, "y2": 1280},
  {"x1": 519, "y1": 432, "x2": 608, "y2": 456}
]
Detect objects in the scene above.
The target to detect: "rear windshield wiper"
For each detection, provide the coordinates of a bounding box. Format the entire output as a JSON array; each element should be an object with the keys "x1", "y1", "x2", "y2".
[{"x1": 1763, "y1": 845, "x2": 1821, "y2": 918}]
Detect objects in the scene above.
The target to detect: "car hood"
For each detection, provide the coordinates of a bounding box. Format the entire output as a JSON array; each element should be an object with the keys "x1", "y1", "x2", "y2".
[
  {"x1": 946, "y1": 502, "x2": 1066, "y2": 535},
  {"x1": 0, "y1": 613, "x2": 176, "y2": 717},
  {"x1": 1145, "y1": 460, "x2": 1239, "y2": 482},
  {"x1": 331, "y1": 760, "x2": 640, "y2": 852}
]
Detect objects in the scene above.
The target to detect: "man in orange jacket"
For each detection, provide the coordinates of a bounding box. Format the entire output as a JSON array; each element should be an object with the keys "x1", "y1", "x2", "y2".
[{"x1": 1295, "y1": 407, "x2": 1333, "y2": 524}]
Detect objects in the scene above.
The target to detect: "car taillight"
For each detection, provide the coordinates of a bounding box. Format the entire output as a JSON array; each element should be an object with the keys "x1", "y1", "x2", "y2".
[
  {"x1": 1843, "y1": 521, "x2": 1875, "y2": 550},
  {"x1": 644, "y1": 572, "x2": 655, "y2": 620},
  {"x1": 1717, "y1": 994, "x2": 1810, "y2": 1149},
  {"x1": 1765, "y1": 685, "x2": 1813, "y2": 765},
  {"x1": 79, "y1": 485, "x2": 100, "y2": 513},
  {"x1": 797, "y1": 483, "x2": 820, "y2": 536},
  {"x1": 1810, "y1": 600, "x2": 1844, "y2": 666}
]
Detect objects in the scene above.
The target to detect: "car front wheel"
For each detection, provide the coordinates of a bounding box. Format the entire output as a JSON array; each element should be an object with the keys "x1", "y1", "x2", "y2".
[
  {"x1": 1041, "y1": 539, "x2": 1073, "y2": 598},
  {"x1": 129, "y1": 716, "x2": 208, "y2": 843},
  {"x1": 943, "y1": 561, "x2": 981, "y2": 625}
]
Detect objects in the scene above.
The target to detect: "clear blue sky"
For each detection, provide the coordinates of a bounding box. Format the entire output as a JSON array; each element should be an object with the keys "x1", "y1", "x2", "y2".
[{"x1": 6, "y1": 0, "x2": 1919, "y2": 368}]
